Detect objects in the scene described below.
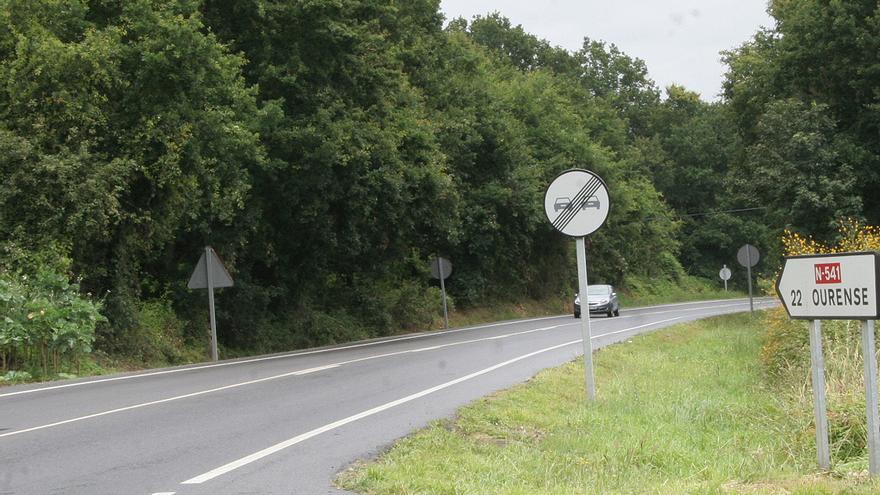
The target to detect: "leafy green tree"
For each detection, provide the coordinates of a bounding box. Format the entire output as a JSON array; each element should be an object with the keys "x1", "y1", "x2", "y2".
[
  {"x1": 723, "y1": 0, "x2": 880, "y2": 231},
  {"x1": 201, "y1": 0, "x2": 457, "y2": 347},
  {"x1": 0, "y1": 0, "x2": 267, "y2": 353},
  {"x1": 732, "y1": 98, "x2": 862, "y2": 239}
]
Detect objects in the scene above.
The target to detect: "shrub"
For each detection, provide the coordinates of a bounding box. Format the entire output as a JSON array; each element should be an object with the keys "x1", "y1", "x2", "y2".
[
  {"x1": 0, "y1": 248, "x2": 105, "y2": 377},
  {"x1": 124, "y1": 299, "x2": 200, "y2": 366}
]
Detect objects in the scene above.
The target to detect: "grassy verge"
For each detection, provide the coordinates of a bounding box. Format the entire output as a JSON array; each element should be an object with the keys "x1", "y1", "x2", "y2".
[
  {"x1": 446, "y1": 275, "x2": 743, "y2": 330},
  {"x1": 445, "y1": 297, "x2": 570, "y2": 329},
  {"x1": 619, "y1": 274, "x2": 747, "y2": 307},
  {"x1": 337, "y1": 313, "x2": 879, "y2": 494}
]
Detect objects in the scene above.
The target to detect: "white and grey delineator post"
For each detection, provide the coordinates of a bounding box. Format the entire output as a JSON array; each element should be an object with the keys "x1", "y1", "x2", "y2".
[
  {"x1": 543, "y1": 169, "x2": 610, "y2": 402},
  {"x1": 777, "y1": 252, "x2": 880, "y2": 474}
]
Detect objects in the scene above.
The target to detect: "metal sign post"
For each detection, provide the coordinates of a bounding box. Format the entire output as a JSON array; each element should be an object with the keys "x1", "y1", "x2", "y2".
[
  {"x1": 575, "y1": 237, "x2": 596, "y2": 400},
  {"x1": 809, "y1": 319, "x2": 831, "y2": 470},
  {"x1": 776, "y1": 251, "x2": 880, "y2": 474},
  {"x1": 431, "y1": 257, "x2": 453, "y2": 329},
  {"x1": 543, "y1": 168, "x2": 610, "y2": 402},
  {"x1": 863, "y1": 319, "x2": 880, "y2": 474},
  {"x1": 206, "y1": 247, "x2": 218, "y2": 362},
  {"x1": 188, "y1": 246, "x2": 234, "y2": 362},
  {"x1": 737, "y1": 244, "x2": 760, "y2": 314}
]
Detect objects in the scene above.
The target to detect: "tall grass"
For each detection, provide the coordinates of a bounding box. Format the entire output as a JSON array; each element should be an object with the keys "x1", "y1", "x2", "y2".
[{"x1": 763, "y1": 311, "x2": 878, "y2": 471}]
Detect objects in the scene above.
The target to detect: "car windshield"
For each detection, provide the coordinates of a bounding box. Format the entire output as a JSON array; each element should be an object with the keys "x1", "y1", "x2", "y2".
[{"x1": 586, "y1": 285, "x2": 611, "y2": 295}]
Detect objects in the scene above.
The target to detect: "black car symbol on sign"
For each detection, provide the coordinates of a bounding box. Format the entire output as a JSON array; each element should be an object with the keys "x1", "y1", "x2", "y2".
[
  {"x1": 554, "y1": 197, "x2": 570, "y2": 212},
  {"x1": 554, "y1": 196, "x2": 601, "y2": 212}
]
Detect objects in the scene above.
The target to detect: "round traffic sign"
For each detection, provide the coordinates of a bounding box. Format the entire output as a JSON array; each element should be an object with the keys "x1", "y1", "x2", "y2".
[
  {"x1": 543, "y1": 169, "x2": 610, "y2": 237},
  {"x1": 430, "y1": 257, "x2": 452, "y2": 280},
  {"x1": 719, "y1": 266, "x2": 732, "y2": 281},
  {"x1": 737, "y1": 244, "x2": 760, "y2": 268}
]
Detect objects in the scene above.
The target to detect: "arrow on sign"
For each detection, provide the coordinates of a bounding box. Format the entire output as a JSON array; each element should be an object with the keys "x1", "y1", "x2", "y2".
[{"x1": 775, "y1": 252, "x2": 880, "y2": 320}]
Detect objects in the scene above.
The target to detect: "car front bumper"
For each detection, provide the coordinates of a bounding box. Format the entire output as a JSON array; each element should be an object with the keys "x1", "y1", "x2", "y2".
[{"x1": 588, "y1": 303, "x2": 611, "y2": 313}]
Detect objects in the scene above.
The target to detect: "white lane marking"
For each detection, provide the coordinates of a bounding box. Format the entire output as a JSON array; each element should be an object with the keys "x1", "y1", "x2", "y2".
[
  {"x1": 180, "y1": 315, "x2": 694, "y2": 485},
  {"x1": 152, "y1": 492, "x2": 176, "y2": 495},
  {"x1": 180, "y1": 339, "x2": 582, "y2": 485},
  {"x1": 0, "y1": 315, "x2": 570, "y2": 399},
  {"x1": 0, "y1": 326, "x2": 563, "y2": 438},
  {"x1": 638, "y1": 300, "x2": 774, "y2": 316},
  {"x1": 1, "y1": 299, "x2": 771, "y2": 399},
  {"x1": 595, "y1": 317, "x2": 681, "y2": 338},
  {"x1": 292, "y1": 364, "x2": 339, "y2": 375},
  {"x1": 0, "y1": 366, "x2": 339, "y2": 439},
  {"x1": 626, "y1": 297, "x2": 772, "y2": 311}
]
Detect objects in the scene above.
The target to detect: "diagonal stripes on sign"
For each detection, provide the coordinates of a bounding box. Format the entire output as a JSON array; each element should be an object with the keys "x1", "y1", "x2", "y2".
[
  {"x1": 551, "y1": 177, "x2": 598, "y2": 231},
  {"x1": 551, "y1": 177, "x2": 602, "y2": 232}
]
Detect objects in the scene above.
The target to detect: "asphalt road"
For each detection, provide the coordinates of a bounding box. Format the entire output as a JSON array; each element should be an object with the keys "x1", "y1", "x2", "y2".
[{"x1": 0, "y1": 297, "x2": 775, "y2": 495}]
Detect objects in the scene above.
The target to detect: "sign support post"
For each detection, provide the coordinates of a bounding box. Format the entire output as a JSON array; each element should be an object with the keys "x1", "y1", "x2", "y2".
[
  {"x1": 439, "y1": 268, "x2": 449, "y2": 329},
  {"x1": 863, "y1": 319, "x2": 880, "y2": 475},
  {"x1": 747, "y1": 250, "x2": 754, "y2": 314},
  {"x1": 737, "y1": 244, "x2": 760, "y2": 315},
  {"x1": 808, "y1": 319, "x2": 831, "y2": 471},
  {"x1": 576, "y1": 237, "x2": 596, "y2": 401},
  {"x1": 206, "y1": 247, "x2": 219, "y2": 362}
]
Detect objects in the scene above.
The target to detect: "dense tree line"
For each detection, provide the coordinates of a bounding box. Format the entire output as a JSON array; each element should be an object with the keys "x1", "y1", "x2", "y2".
[{"x1": 2, "y1": 0, "x2": 877, "y2": 365}]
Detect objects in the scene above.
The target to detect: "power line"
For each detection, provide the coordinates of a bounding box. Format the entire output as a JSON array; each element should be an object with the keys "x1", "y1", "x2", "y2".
[
  {"x1": 621, "y1": 206, "x2": 768, "y2": 225},
  {"x1": 677, "y1": 206, "x2": 768, "y2": 219}
]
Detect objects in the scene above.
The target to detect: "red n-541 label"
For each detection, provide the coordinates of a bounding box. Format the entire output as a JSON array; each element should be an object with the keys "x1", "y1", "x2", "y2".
[{"x1": 814, "y1": 263, "x2": 842, "y2": 284}]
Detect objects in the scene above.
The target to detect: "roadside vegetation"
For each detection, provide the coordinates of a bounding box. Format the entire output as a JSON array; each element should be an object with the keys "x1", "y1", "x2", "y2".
[
  {"x1": 2, "y1": 1, "x2": 878, "y2": 380},
  {"x1": 338, "y1": 312, "x2": 880, "y2": 494},
  {"x1": 759, "y1": 221, "x2": 880, "y2": 473}
]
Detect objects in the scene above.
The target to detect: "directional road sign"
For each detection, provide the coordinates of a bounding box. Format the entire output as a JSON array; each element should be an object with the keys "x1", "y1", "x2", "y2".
[
  {"x1": 543, "y1": 169, "x2": 610, "y2": 237},
  {"x1": 775, "y1": 252, "x2": 880, "y2": 320}
]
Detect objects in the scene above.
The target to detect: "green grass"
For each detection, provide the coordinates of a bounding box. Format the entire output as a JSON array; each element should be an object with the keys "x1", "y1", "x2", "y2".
[
  {"x1": 337, "y1": 314, "x2": 880, "y2": 494},
  {"x1": 445, "y1": 297, "x2": 571, "y2": 329},
  {"x1": 619, "y1": 274, "x2": 747, "y2": 307},
  {"x1": 446, "y1": 275, "x2": 744, "y2": 331}
]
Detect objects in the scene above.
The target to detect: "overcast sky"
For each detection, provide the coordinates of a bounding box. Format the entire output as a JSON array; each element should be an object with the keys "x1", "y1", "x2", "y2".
[{"x1": 439, "y1": 0, "x2": 774, "y2": 101}]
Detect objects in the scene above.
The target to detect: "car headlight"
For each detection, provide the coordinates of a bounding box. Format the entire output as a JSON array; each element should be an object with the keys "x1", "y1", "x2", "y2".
[{"x1": 599, "y1": 299, "x2": 609, "y2": 304}]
